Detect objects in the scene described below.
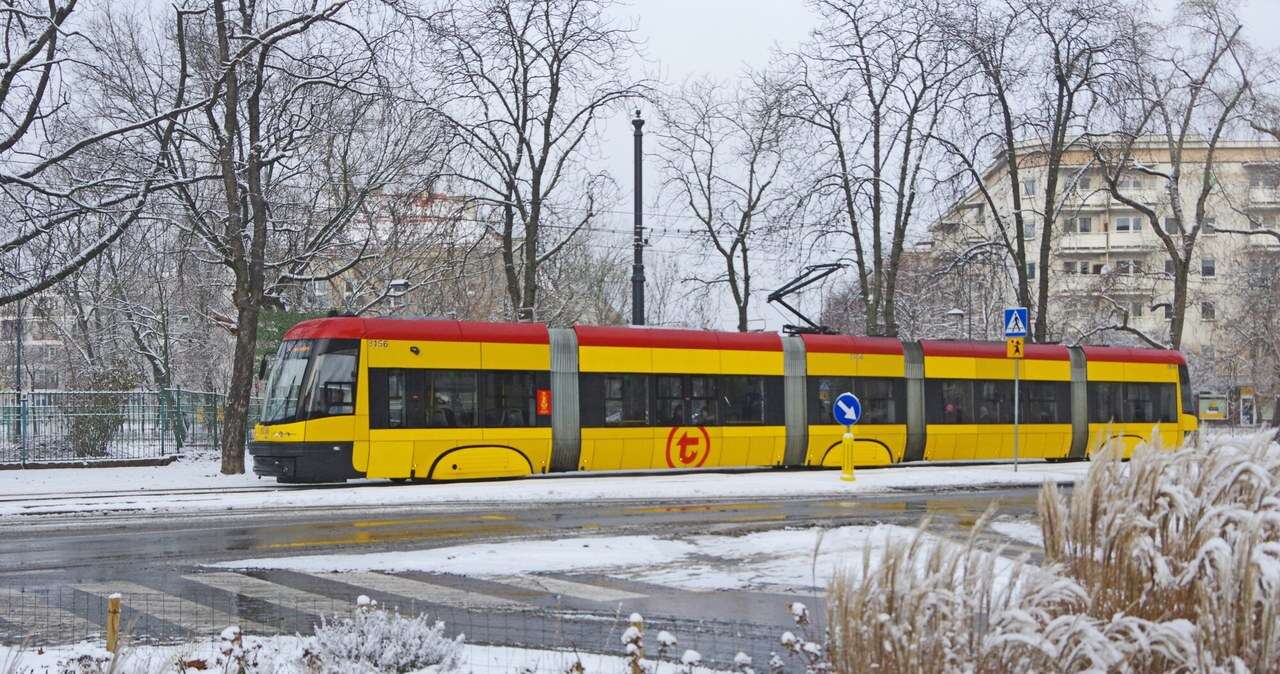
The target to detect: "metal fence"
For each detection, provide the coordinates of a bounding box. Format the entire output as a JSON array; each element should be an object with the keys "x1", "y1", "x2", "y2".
[
  {"x1": 0, "y1": 390, "x2": 263, "y2": 465},
  {"x1": 0, "y1": 585, "x2": 786, "y2": 672}
]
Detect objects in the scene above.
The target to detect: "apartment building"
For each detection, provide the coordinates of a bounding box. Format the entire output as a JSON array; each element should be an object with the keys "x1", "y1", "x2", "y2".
[{"x1": 929, "y1": 138, "x2": 1280, "y2": 423}]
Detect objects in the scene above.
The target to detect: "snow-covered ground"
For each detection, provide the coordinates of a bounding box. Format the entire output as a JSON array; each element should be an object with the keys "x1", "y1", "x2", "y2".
[
  {"x1": 214, "y1": 523, "x2": 1005, "y2": 595},
  {"x1": 0, "y1": 457, "x2": 1090, "y2": 518},
  {"x1": 0, "y1": 639, "x2": 724, "y2": 674}
]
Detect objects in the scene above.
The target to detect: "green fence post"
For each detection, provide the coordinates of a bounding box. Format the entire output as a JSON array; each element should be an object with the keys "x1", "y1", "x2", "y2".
[
  {"x1": 159, "y1": 390, "x2": 166, "y2": 457},
  {"x1": 18, "y1": 393, "x2": 27, "y2": 466}
]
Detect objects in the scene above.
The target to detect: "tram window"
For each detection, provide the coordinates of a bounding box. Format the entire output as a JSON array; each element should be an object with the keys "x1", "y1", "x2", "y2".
[
  {"x1": 1088, "y1": 382, "x2": 1123, "y2": 423},
  {"x1": 1125, "y1": 382, "x2": 1156, "y2": 423},
  {"x1": 721, "y1": 376, "x2": 765, "y2": 424},
  {"x1": 656, "y1": 376, "x2": 686, "y2": 425},
  {"x1": 482, "y1": 371, "x2": 542, "y2": 427},
  {"x1": 370, "y1": 369, "x2": 406, "y2": 428},
  {"x1": 1178, "y1": 364, "x2": 1194, "y2": 414},
  {"x1": 974, "y1": 380, "x2": 1015, "y2": 424},
  {"x1": 427, "y1": 371, "x2": 478, "y2": 427},
  {"x1": 1021, "y1": 381, "x2": 1069, "y2": 423},
  {"x1": 855, "y1": 378, "x2": 904, "y2": 424},
  {"x1": 604, "y1": 374, "x2": 649, "y2": 425},
  {"x1": 1155, "y1": 383, "x2": 1178, "y2": 422},
  {"x1": 304, "y1": 341, "x2": 358, "y2": 418},
  {"x1": 689, "y1": 376, "x2": 717, "y2": 425},
  {"x1": 808, "y1": 376, "x2": 853, "y2": 424},
  {"x1": 926, "y1": 380, "x2": 973, "y2": 424},
  {"x1": 386, "y1": 372, "x2": 405, "y2": 427}
]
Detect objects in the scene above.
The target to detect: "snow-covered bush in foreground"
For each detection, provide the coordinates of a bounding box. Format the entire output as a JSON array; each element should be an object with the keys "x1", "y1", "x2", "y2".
[
  {"x1": 304, "y1": 598, "x2": 463, "y2": 674},
  {"x1": 824, "y1": 431, "x2": 1280, "y2": 674}
]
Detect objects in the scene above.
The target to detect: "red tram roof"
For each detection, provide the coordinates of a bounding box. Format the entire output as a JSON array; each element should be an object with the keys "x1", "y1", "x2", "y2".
[
  {"x1": 800, "y1": 334, "x2": 904, "y2": 355},
  {"x1": 283, "y1": 317, "x2": 550, "y2": 344},
  {"x1": 919, "y1": 340, "x2": 1070, "y2": 361},
  {"x1": 1081, "y1": 345, "x2": 1185, "y2": 365},
  {"x1": 573, "y1": 325, "x2": 782, "y2": 351}
]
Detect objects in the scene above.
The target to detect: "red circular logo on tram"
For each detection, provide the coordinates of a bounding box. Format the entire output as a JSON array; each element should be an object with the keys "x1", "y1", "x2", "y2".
[{"x1": 665, "y1": 426, "x2": 711, "y2": 468}]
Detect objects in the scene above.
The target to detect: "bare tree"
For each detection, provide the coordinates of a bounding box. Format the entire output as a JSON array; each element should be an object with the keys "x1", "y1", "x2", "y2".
[
  {"x1": 0, "y1": 1, "x2": 191, "y2": 305},
  {"x1": 416, "y1": 0, "x2": 644, "y2": 321},
  {"x1": 126, "y1": 0, "x2": 450, "y2": 473},
  {"x1": 657, "y1": 78, "x2": 787, "y2": 332},
  {"x1": 937, "y1": 0, "x2": 1132, "y2": 342},
  {"x1": 784, "y1": 0, "x2": 963, "y2": 337},
  {"x1": 1088, "y1": 0, "x2": 1253, "y2": 350}
]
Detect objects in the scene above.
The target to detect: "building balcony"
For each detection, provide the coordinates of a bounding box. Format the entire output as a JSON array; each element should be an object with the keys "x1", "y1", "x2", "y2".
[
  {"x1": 1059, "y1": 233, "x2": 1110, "y2": 251},
  {"x1": 1249, "y1": 187, "x2": 1280, "y2": 205}
]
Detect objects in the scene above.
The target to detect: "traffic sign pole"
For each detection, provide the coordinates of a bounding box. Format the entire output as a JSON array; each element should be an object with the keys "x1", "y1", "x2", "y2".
[
  {"x1": 1004, "y1": 307, "x2": 1028, "y2": 474},
  {"x1": 1013, "y1": 359, "x2": 1020, "y2": 473},
  {"x1": 842, "y1": 424, "x2": 855, "y2": 482}
]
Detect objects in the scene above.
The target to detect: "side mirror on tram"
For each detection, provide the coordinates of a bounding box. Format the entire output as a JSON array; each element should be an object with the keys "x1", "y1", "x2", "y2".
[{"x1": 258, "y1": 355, "x2": 269, "y2": 381}]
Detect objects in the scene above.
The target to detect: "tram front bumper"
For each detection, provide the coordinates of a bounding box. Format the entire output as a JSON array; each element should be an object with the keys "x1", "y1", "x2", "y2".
[{"x1": 249, "y1": 441, "x2": 360, "y2": 483}]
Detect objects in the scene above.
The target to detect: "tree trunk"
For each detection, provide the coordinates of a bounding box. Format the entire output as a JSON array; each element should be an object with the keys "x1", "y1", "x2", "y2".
[
  {"x1": 220, "y1": 296, "x2": 260, "y2": 474},
  {"x1": 1170, "y1": 263, "x2": 1189, "y2": 349}
]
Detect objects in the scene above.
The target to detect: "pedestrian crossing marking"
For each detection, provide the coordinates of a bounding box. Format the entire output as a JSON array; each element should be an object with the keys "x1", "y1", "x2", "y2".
[
  {"x1": 495, "y1": 575, "x2": 646, "y2": 603},
  {"x1": 181, "y1": 572, "x2": 342, "y2": 611},
  {"x1": 313, "y1": 571, "x2": 528, "y2": 609},
  {"x1": 74, "y1": 582, "x2": 274, "y2": 635},
  {"x1": 0, "y1": 590, "x2": 100, "y2": 644}
]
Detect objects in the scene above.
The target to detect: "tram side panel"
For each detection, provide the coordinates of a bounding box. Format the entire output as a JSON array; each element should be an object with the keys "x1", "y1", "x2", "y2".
[{"x1": 800, "y1": 335, "x2": 907, "y2": 467}]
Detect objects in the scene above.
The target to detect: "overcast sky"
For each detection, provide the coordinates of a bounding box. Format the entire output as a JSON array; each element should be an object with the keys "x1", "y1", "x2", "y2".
[{"x1": 595, "y1": 0, "x2": 1280, "y2": 330}]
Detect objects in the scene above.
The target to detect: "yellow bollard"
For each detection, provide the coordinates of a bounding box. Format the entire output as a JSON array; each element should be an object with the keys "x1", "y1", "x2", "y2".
[
  {"x1": 841, "y1": 425, "x2": 856, "y2": 482},
  {"x1": 106, "y1": 593, "x2": 122, "y2": 653}
]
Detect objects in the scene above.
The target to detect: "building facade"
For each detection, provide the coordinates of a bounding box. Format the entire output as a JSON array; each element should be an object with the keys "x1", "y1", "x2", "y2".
[{"x1": 929, "y1": 138, "x2": 1280, "y2": 425}]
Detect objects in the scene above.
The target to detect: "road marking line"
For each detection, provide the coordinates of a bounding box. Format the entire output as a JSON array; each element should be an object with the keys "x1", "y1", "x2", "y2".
[
  {"x1": 74, "y1": 582, "x2": 274, "y2": 634},
  {"x1": 0, "y1": 590, "x2": 99, "y2": 644},
  {"x1": 494, "y1": 575, "x2": 646, "y2": 603},
  {"x1": 181, "y1": 572, "x2": 343, "y2": 613},
  {"x1": 313, "y1": 572, "x2": 528, "y2": 609}
]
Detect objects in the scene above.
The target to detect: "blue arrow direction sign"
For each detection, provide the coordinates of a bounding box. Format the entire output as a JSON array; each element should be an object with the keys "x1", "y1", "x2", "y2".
[
  {"x1": 832, "y1": 392, "x2": 862, "y2": 426},
  {"x1": 1003, "y1": 307, "x2": 1029, "y2": 338}
]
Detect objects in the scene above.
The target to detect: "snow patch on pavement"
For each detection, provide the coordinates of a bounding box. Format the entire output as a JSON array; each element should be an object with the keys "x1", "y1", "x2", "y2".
[
  {"x1": 0, "y1": 458, "x2": 1090, "y2": 518},
  {"x1": 216, "y1": 524, "x2": 929, "y2": 592},
  {"x1": 991, "y1": 519, "x2": 1045, "y2": 547}
]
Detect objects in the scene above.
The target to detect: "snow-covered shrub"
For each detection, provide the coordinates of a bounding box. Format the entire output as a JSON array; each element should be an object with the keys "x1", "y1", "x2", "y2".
[
  {"x1": 1040, "y1": 431, "x2": 1280, "y2": 672},
  {"x1": 305, "y1": 602, "x2": 463, "y2": 674},
  {"x1": 823, "y1": 431, "x2": 1280, "y2": 674}
]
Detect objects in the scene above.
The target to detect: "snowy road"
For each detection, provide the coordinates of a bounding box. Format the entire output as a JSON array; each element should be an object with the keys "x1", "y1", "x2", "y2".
[{"x1": 0, "y1": 486, "x2": 1046, "y2": 656}]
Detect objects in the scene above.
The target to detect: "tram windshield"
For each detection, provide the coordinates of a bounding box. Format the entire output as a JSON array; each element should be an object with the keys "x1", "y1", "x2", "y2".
[
  {"x1": 261, "y1": 340, "x2": 313, "y2": 423},
  {"x1": 260, "y1": 339, "x2": 360, "y2": 424}
]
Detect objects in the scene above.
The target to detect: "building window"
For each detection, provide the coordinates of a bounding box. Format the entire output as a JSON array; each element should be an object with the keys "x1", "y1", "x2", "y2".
[
  {"x1": 1063, "y1": 261, "x2": 1077, "y2": 274},
  {"x1": 1027, "y1": 262, "x2": 1037, "y2": 279},
  {"x1": 1115, "y1": 216, "x2": 1142, "y2": 232},
  {"x1": 1201, "y1": 258, "x2": 1216, "y2": 277},
  {"x1": 1249, "y1": 171, "x2": 1280, "y2": 188},
  {"x1": 1130, "y1": 301, "x2": 1144, "y2": 317},
  {"x1": 1163, "y1": 304, "x2": 1174, "y2": 319},
  {"x1": 1162, "y1": 217, "x2": 1181, "y2": 234},
  {"x1": 1202, "y1": 302, "x2": 1216, "y2": 321},
  {"x1": 1025, "y1": 221, "x2": 1037, "y2": 239},
  {"x1": 1065, "y1": 216, "x2": 1093, "y2": 233},
  {"x1": 1021, "y1": 178, "x2": 1037, "y2": 196},
  {"x1": 1164, "y1": 259, "x2": 1175, "y2": 275},
  {"x1": 1117, "y1": 173, "x2": 1145, "y2": 190},
  {"x1": 1091, "y1": 263, "x2": 1105, "y2": 275},
  {"x1": 1203, "y1": 216, "x2": 1217, "y2": 234}
]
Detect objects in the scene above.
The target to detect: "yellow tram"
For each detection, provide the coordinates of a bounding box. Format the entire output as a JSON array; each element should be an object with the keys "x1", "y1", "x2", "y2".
[{"x1": 250, "y1": 317, "x2": 1198, "y2": 483}]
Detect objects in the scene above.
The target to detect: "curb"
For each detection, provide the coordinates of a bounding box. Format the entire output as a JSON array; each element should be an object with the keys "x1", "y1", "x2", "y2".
[{"x1": 0, "y1": 455, "x2": 180, "y2": 471}]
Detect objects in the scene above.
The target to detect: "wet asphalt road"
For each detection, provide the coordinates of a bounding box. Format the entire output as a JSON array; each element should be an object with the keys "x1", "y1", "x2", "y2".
[
  {"x1": 0, "y1": 486, "x2": 1047, "y2": 661},
  {"x1": 0, "y1": 487, "x2": 1042, "y2": 585}
]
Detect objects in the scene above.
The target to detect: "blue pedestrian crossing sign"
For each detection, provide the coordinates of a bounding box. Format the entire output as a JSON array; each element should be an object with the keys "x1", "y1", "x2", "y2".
[
  {"x1": 1003, "y1": 307, "x2": 1029, "y2": 338},
  {"x1": 832, "y1": 392, "x2": 862, "y2": 426}
]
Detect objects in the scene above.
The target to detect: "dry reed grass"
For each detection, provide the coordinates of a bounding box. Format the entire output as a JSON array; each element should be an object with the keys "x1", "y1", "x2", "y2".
[{"x1": 825, "y1": 431, "x2": 1280, "y2": 674}]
